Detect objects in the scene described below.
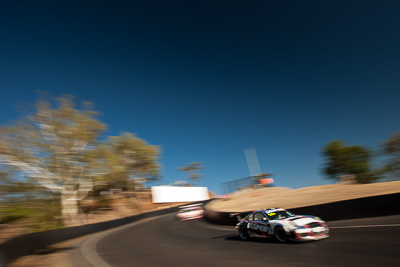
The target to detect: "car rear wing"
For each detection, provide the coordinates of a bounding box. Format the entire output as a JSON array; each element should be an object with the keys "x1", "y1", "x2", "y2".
[{"x1": 230, "y1": 212, "x2": 242, "y2": 222}]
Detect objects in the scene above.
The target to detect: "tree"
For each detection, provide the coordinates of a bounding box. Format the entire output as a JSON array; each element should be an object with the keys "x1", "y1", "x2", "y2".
[
  {"x1": 322, "y1": 140, "x2": 379, "y2": 184},
  {"x1": 179, "y1": 162, "x2": 205, "y2": 185},
  {"x1": 382, "y1": 132, "x2": 400, "y2": 179},
  {"x1": 0, "y1": 95, "x2": 160, "y2": 225},
  {"x1": 88, "y1": 133, "x2": 160, "y2": 192}
]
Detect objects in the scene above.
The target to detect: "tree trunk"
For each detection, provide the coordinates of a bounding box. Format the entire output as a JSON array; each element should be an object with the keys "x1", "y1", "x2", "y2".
[{"x1": 61, "y1": 191, "x2": 85, "y2": 226}]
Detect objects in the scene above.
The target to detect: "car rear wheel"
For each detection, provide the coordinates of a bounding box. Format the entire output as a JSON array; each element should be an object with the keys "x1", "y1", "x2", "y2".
[
  {"x1": 239, "y1": 227, "x2": 249, "y2": 241},
  {"x1": 274, "y1": 226, "x2": 288, "y2": 243}
]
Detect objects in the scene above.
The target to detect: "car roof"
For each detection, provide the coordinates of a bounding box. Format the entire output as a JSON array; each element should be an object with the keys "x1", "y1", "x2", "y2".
[
  {"x1": 253, "y1": 208, "x2": 286, "y2": 213},
  {"x1": 178, "y1": 203, "x2": 203, "y2": 209}
]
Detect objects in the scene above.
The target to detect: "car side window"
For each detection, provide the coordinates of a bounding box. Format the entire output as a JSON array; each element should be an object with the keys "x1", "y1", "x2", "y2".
[
  {"x1": 254, "y1": 212, "x2": 264, "y2": 221},
  {"x1": 247, "y1": 214, "x2": 254, "y2": 221}
]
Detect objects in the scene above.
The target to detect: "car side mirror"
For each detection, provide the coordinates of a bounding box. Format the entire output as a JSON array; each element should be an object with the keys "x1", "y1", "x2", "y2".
[{"x1": 262, "y1": 217, "x2": 268, "y2": 221}]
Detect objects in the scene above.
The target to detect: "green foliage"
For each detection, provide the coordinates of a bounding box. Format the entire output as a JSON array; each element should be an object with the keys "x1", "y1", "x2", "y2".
[
  {"x1": 0, "y1": 93, "x2": 160, "y2": 193},
  {"x1": 0, "y1": 93, "x2": 161, "y2": 228},
  {"x1": 28, "y1": 199, "x2": 63, "y2": 231},
  {"x1": 0, "y1": 206, "x2": 33, "y2": 224},
  {"x1": 0, "y1": 198, "x2": 62, "y2": 231},
  {"x1": 382, "y1": 132, "x2": 400, "y2": 179},
  {"x1": 0, "y1": 94, "x2": 106, "y2": 191},
  {"x1": 322, "y1": 140, "x2": 379, "y2": 184},
  {"x1": 88, "y1": 133, "x2": 161, "y2": 191}
]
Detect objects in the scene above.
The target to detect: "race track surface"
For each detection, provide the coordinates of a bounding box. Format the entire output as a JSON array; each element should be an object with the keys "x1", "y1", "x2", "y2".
[{"x1": 71, "y1": 214, "x2": 400, "y2": 267}]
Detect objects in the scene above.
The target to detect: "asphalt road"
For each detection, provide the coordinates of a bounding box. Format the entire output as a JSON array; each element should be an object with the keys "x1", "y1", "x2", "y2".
[{"x1": 70, "y1": 214, "x2": 400, "y2": 267}]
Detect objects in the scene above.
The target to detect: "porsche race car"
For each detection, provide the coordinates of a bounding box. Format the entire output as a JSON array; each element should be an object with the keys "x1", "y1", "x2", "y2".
[
  {"x1": 235, "y1": 208, "x2": 329, "y2": 242},
  {"x1": 176, "y1": 204, "x2": 204, "y2": 221}
]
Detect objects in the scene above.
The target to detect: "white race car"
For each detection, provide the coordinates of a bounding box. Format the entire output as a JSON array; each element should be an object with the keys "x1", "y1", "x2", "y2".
[
  {"x1": 176, "y1": 204, "x2": 204, "y2": 221},
  {"x1": 235, "y1": 208, "x2": 329, "y2": 242}
]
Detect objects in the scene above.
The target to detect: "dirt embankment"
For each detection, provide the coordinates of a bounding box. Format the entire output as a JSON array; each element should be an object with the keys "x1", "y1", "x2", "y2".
[{"x1": 206, "y1": 181, "x2": 400, "y2": 212}]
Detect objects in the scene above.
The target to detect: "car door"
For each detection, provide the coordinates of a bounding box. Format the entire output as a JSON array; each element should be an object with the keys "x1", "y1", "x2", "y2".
[
  {"x1": 244, "y1": 213, "x2": 257, "y2": 237},
  {"x1": 249, "y1": 212, "x2": 271, "y2": 237}
]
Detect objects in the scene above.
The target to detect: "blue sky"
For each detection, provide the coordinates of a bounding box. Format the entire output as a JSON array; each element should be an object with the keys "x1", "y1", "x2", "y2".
[{"x1": 1, "y1": 0, "x2": 399, "y2": 193}]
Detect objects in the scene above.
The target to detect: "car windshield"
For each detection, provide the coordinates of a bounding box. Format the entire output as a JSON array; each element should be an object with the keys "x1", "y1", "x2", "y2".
[{"x1": 266, "y1": 210, "x2": 295, "y2": 220}]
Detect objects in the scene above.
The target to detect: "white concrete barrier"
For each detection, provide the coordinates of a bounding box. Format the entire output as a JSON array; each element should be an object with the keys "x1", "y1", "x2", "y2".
[{"x1": 151, "y1": 186, "x2": 210, "y2": 203}]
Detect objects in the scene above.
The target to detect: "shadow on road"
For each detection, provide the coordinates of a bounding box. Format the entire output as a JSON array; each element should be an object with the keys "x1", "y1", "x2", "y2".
[
  {"x1": 209, "y1": 234, "x2": 236, "y2": 240},
  {"x1": 34, "y1": 246, "x2": 77, "y2": 255},
  {"x1": 222, "y1": 236, "x2": 304, "y2": 245},
  {"x1": 224, "y1": 236, "x2": 276, "y2": 243}
]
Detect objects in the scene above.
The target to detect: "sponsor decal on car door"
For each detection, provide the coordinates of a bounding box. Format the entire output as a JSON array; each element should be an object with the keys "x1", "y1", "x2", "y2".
[{"x1": 249, "y1": 212, "x2": 271, "y2": 237}]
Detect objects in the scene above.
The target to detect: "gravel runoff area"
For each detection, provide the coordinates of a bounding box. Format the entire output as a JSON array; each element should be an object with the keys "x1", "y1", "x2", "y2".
[{"x1": 206, "y1": 181, "x2": 400, "y2": 212}]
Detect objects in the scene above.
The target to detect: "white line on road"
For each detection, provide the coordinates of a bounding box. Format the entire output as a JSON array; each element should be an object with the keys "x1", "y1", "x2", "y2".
[{"x1": 329, "y1": 224, "x2": 400, "y2": 229}]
